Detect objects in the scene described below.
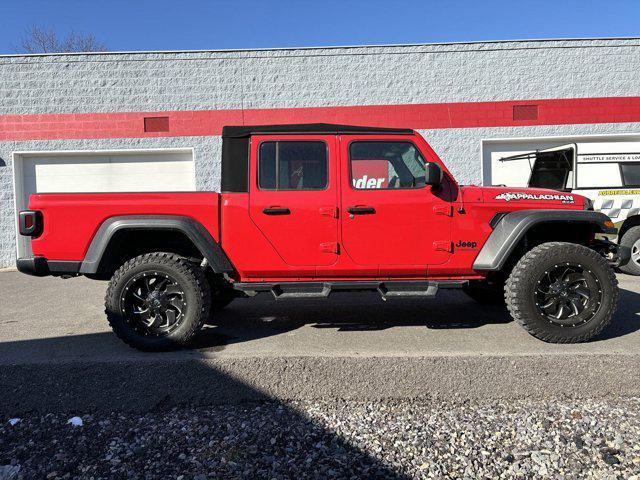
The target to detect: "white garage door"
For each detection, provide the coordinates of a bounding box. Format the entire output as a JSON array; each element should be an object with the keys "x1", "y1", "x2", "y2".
[{"x1": 13, "y1": 148, "x2": 195, "y2": 256}]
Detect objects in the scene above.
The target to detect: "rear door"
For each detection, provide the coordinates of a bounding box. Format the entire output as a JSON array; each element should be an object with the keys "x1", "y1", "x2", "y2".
[
  {"x1": 339, "y1": 135, "x2": 452, "y2": 274},
  {"x1": 249, "y1": 135, "x2": 338, "y2": 267}
]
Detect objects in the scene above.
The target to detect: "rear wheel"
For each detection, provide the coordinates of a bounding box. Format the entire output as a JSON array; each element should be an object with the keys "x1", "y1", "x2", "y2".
[
  {"x1": 619, "y1": 226, "x2": 640, "y2": 275},
  {"x1": 105, "y1": 252, "x2": 210, "y2": 351},
  {"x1": 505, "y1": 242, "x2": 618, "y2": 343}
]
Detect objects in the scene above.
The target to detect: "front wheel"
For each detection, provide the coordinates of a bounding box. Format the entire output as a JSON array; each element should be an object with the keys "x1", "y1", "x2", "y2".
[
  {"x1": 505, "y1": 242, "x2": 618, "y2": 343},
  {"x1": 105, "y1": 252, "x2": 211, "y2": 351}
]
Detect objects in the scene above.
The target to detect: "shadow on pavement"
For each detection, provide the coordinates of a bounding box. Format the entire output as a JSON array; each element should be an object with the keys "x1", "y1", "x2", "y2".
[
  {"x1": 195, "y1": 286, "x2": 640, "y2": 349},
  {"x1": 2, "y1": 283, "x2": 640, "y2": 477},
  {"x1": 595, "y1": 286, "x2": 640, "y2": 340},
  {"x1": 195, "y1": 290, "x2": 512, "y2": 349},
  {"x1": 0, "y1": 334, "x2": 409, "y2": 479}
]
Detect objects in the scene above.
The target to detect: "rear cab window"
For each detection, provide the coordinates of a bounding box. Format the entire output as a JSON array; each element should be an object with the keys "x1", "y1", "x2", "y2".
[{"x1": 258, "y1": 141, "x2": 328, "y2": 190}]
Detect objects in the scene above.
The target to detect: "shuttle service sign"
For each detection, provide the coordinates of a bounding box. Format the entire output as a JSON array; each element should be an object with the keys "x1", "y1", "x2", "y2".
[{"x1": 580, "y1": 153, "x2": 640, "y2": 162}]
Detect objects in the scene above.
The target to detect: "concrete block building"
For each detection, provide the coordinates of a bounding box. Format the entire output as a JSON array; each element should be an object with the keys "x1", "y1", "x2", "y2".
[{"x1": 1, "y1": 38, "x2": 640, "y2": 267}]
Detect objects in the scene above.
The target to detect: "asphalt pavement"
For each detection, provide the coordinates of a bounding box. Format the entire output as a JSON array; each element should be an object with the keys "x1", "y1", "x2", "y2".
[{"x1": 1, "y1": 271, "x2": 640, "y2": 413}]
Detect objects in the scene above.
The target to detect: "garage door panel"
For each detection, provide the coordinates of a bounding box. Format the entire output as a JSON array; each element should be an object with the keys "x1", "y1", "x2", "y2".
[
  {"x1": 28, "y1": 158, "x2": 195, "y2": 175},
  {"x1": 29, "y1": 171, "x2": 195, "y2": 193},
  {"x1": 22, "y1": 152, "x2": 194, "y2": 193}
]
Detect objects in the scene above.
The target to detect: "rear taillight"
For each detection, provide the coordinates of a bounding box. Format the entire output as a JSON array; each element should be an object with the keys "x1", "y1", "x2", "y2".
[{"x1": 19, "y1": 210, "x2": 43, "y2": 237}]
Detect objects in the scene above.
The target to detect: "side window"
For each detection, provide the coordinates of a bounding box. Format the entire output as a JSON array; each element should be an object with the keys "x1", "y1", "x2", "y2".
[
  {"x1": 620, "y1": 163, "x2": 640, "y2": 186},
  {"x1": 258, "y1": 141, "x2": 327, "y2": 190},
  {"x1": 349, "y1": 141, "x2": 426, "y2": 189}
]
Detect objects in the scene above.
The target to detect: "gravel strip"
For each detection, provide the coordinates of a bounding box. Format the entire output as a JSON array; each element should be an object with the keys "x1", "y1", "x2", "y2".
[{"x1": 1, "y1": 398, "x2": 640, "y2": 479}]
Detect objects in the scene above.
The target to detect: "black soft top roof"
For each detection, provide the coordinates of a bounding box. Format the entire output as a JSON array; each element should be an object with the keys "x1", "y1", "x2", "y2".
[{"x1": 222, "y1": 123, "x2": 414, "y2": 138}]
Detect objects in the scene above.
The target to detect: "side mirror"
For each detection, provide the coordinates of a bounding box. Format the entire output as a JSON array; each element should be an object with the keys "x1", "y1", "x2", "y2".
[{"x1": 425, "y1": 162, "x2": 443, "y2": 186}]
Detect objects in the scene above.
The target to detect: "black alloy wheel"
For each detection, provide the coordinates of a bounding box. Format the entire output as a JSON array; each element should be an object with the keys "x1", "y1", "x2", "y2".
[
  {"x1": 534, "y1": 263, "x2": 602, "y2": 327},
  {"x1": 122, "y1": 272, "x2": 186, "y2": 336},
  {"x1": 505, "y1": 242, "x2": 618, "y2": 343},
  {"x1": 105, "y1": 252, "x2": 210, "y2": 351}
]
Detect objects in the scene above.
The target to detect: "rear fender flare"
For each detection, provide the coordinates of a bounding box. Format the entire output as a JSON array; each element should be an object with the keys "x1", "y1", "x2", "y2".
[
  {"x1": 473, "y1": 209, "x2": 615, "y2": 271},
  {"x1": 79, "y1": 215, "x2": 234, "y2": 274}
]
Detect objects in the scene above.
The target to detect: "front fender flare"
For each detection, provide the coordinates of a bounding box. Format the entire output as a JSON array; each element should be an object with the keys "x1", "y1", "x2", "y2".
[
  {"x1": 472, "y1": 209, "x2": 615, "y2": 271},
  {"x1": 79, "y1": 215, "x2": 234, "y2": 274}
]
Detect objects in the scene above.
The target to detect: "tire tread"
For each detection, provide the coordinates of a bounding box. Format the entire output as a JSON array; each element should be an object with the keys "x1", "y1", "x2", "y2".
[
  {"x1": 105, "y1": 252, "x2": 210, "y2": 351},
  {"x1": 505, "y1": 242, "x2": 618, "y2": 343}
]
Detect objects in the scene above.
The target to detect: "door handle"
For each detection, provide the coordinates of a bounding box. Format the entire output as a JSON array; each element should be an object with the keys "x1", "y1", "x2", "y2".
[
  {"x1": 263, "y1": 207, "x2": 291, "y2": 215},
  {"x1": 347, "y1": 206, "x2": 376, "y2": 215}
]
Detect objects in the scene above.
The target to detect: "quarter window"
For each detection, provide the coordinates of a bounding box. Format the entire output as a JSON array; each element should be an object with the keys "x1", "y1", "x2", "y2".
[
  {"x1": 620, "y1": 163, "x2": 640, "y2": 186},
  {"x1": 258, "y1": 141, "x2": 327, "y2": 190},
  {"x1": 349, "y1": 141, "x2": 426, "y2": 189}
]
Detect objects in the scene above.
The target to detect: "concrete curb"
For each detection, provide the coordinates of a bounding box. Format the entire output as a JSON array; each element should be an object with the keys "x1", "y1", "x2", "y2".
[{"x1": 2, "y1": 353, "x2": 639, "y2": 414}]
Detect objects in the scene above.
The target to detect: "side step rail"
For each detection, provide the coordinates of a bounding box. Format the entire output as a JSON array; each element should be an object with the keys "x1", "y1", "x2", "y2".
[{"x1": 233, "y1": 280, "x2": 466, "y2": 301}]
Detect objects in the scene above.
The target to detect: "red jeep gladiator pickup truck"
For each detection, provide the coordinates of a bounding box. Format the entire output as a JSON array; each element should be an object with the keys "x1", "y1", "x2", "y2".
[{"x1": 17, "y1": 124, "x2": 629, "y2": 351}]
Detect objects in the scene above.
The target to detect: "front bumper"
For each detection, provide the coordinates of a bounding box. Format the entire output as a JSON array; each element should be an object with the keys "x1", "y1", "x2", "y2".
[{"x1": 16, "y1": 256, "x2": 81, "y2": 277}]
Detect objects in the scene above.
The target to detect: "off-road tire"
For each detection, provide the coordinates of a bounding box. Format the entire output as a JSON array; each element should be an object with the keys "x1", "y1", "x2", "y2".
[
  {"x1": 463, "y1": 280, "x2": 505, "y2": 305},
  {"x1": 105, "y1": 252, "x2": 211, "y2": 351},
  {"x1": 619, "y1": 226, "x2": 640, "y2": 275},
  {"x1": 505, "y1": 242, "x2": 618, "y2": 343}
]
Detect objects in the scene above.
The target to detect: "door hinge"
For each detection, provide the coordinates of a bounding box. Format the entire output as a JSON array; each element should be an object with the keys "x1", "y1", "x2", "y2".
[
  {"x1": 433, "y1": 241, "x2": 453, "y2": 252},
  {"x1": 433, "y1": 204, "x2": 453, "y2": 216},
  {"x1": 319, "y1": 206, "x2": 338, "y2": 218},
  {"x1": 320, "y1": 242, "x2": 339, "y2": 254}
]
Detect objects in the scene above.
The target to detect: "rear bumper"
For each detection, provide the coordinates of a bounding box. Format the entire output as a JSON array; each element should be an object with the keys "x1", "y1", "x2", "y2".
[
  {"x1": 16, "y1": 256, "x2": 49, "y2": 276},
  {"x1": 16, "y1": 256, "x2": 81, "y2": 277}
]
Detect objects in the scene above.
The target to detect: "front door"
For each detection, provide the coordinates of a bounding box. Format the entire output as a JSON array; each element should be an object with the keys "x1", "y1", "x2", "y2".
[
  {"x1": 249, "y1": 135, "x2": 338, "y2": 267},
  {"x1": 339, "y1": 136, "x2": 452, "y2": 275}
]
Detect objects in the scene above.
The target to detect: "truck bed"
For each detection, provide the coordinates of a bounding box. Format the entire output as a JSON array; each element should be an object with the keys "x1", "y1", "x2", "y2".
[{"x1": 28, "y1": 192, "x2": 220, "y2": 261}]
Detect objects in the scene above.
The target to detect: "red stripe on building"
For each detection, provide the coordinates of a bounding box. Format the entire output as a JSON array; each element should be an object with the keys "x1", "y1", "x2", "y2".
[{"x1": 1, "y1": 97, "x2": 640, "y2": 141}]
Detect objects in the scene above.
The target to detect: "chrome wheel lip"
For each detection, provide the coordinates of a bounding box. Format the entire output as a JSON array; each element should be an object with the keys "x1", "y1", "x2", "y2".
[
  {"x1": 631, "y1": 239, "x2": 640, "y2": 266},
  {"x1": 120, "y1": 271, "x2": 186, "y2": 336},
  {"x1": 534, "y1": 262, "x2": 602, "y2": 327}
]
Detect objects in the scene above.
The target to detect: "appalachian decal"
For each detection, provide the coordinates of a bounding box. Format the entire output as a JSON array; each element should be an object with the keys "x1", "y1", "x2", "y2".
[{"x1": 494, "y1": 192, "x2": 575, "y2": 204}]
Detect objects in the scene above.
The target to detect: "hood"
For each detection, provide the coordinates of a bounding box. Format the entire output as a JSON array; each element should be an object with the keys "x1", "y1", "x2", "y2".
[{"x1": 462, "y1": 186, "x2": 586, "y2": 209}]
